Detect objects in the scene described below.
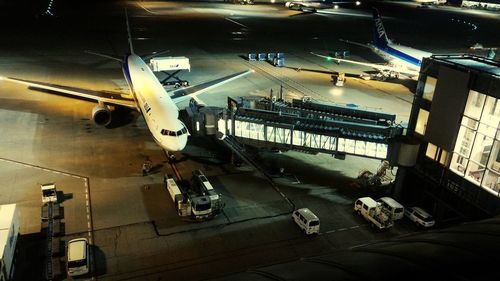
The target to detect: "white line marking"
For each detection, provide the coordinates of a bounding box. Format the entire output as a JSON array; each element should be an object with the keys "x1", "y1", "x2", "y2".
[
  {"x1": 225, "y1": 17, "x2": 248, "y2": 29},
  {"x1": 324, "y1": 225, "x2": 364, "y2": 234}
]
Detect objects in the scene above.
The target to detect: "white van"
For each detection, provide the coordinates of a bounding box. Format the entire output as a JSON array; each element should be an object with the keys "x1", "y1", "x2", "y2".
[
  {"x1": 377, "y1": 197, "x2": 404, "y2": 220},
  {"x1": 67, "y1": 238, "x2": 90, "y2": 277},
  {"x1": 292, "y1": 208, "x2": 320, "y2": 235}
]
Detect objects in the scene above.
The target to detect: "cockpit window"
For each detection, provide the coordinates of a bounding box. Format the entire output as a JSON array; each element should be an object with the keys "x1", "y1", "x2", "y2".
[{"x1": 161, "y1": 126, "x2": 188, "y2": 136}]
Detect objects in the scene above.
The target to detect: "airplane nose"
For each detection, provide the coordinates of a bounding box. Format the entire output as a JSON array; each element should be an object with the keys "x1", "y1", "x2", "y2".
[{"x1": 165, "y1": 136, "x2": 187, "y2": 152}]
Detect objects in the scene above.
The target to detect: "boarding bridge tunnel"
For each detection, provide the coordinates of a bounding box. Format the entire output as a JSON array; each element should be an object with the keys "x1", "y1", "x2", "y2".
[{"x1": 184, "y1": 96, "x2": 416, "y2": 165}]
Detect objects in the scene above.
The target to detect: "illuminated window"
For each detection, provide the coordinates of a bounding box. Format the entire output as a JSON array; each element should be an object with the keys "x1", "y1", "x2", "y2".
[
  {"x1": 425, "y1": 142, "x2": 449, "y2": 166},
  {"x1": 423, "y1": 76, "x2": 437, "y2": 101},
  {"x1": 439, "y1": 149, "x2": 449, "y2": 165},
  {"x1": 415, "y1": 109, "x2": 429, "y2": 136},
  {"x1": 450, "y1": 91, "x2": 500, "y2": 196},
  {"x1": 463, "y1": 90, "x2": 484, "y2": 120},
  {"x1": 426, "y1": 143, "x2": 437, "y2": 159}
]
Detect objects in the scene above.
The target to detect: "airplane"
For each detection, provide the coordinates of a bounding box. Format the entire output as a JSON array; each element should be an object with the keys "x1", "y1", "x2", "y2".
[
  {"x1": 285, "y1": 0, "x2": 361, "y2": 13},
  {"x1": 311, "y1": 8, "x2": 432, "y2": 80},
  {"x1": 0, "y1": 12, "x2": 251, "y2": 154},
  {"x1": 415, "y1": 0, "x2": 447, "y2": 5}
]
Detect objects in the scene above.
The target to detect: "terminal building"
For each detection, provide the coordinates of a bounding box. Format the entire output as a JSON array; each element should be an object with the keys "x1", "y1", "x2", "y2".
[
  {"x1": 208, "y1": 55, "x2": 500, "y2": 280},
  {"x1": 401, "y1": 54, "x2": 500, "y2": 220}
]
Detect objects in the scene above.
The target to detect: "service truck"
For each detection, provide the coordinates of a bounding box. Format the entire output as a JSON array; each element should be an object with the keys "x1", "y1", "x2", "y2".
[
  {"x1": 191, "y1": 170, "x2": 224, "y2": 217},
  {"x1": 41, "y1": 183, "x2": 58, "y2": 204},
  {"x1": 354, "y1": 197, "x2": 393, "y2": 230},
  {"x1": 165, "y1": 172, "x2": 224, "y2": 221},
  {"x1": 166, "y1": 178, "x2": 191, "y2": 217}
]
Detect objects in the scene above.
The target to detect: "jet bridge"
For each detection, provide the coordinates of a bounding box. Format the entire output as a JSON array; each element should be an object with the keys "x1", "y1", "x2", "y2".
[{"x1": 186, "y1": 95, "x2": 407, "y2": 162}]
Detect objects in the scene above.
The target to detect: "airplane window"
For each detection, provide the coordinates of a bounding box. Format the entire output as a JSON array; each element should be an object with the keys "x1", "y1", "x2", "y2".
[
  {"x1": 161, "y1": 129, "x2": 176, "y2": 136},
  {"x1": 161, "y1": 127, "x2": 187, "y2": 136}
]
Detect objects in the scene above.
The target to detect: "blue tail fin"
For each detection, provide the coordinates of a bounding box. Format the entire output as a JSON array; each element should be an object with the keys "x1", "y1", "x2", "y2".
[{"x1": 372, "y1": 8, "x2": 390, "y2": 48}]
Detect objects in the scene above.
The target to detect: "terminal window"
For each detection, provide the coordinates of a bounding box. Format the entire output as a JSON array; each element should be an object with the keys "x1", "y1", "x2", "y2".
[
  {"x1": 450, "y1": 90, "x2": 500, "y2": 195},
  {"x1": 415, "y1": 109, "x2": 429, "y2": 136},
  {"x1": 422, "y1": 76, "x2": 437, "y2": 101}
]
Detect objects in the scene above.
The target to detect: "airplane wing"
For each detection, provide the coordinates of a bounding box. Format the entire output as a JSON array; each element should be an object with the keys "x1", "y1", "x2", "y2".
[
  {"x1": 310, "y1": 52, "x2": 419, "y2": 77},
  {"x1": 0, "y1": 76, "x2": 137, "y2": 109},
  {"x1": 169, "y1": 69, "x2": 253, "y2": 105}
]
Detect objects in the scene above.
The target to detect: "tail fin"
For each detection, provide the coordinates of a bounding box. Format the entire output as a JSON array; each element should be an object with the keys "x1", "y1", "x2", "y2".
[
  {"x1": 372, "y1": 8, "x2": 390, "y2": 48},
  {"x1": 125, "y1": 9, "x2": 134, "y2": 54}
]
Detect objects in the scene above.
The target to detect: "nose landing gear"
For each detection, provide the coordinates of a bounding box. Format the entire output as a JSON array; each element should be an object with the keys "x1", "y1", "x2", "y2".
[{"x1": 165, "y1": 151, "x2": 177, "y2": 163}]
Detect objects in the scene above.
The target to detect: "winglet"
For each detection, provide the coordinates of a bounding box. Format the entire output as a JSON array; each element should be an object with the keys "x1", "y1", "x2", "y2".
[
  {"x1": 125, "y1": 9, "x2": 135, "y2": 54},
  {"x1": 84, "y1": 50, "x2": 122, "y2": 62}
]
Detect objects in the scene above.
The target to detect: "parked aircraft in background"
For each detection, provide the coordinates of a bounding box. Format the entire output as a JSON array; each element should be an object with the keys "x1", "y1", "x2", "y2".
[
  {"x1": 0, "y1": 12, "x2": 251, "y2": 153},
  {"x1": 415, "y1": 0, "x2": 447, "y2": 5},
  {"x1": 311, "y1": 8, "x2": 432, "y2": 80},
  {"x1": 285, "y1": 0, "x2": 361, "y2": 12}
]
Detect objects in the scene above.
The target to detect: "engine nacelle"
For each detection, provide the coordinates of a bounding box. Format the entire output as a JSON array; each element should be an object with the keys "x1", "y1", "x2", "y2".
[
  {"x1": 285, "y1": 2, "x2": 293, "y2": 8},
  {"x1": 92, "y1": 104, "x2": 112, "y2": 126}
]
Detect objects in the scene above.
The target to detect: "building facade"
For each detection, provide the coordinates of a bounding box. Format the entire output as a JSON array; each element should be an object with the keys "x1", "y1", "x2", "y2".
[{"x1": 401, "y1": 55, "x2": 500, "y2": 220}]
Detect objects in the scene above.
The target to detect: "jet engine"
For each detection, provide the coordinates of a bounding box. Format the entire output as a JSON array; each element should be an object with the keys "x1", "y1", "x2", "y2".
[
  {"x1": 91, "y1": 104, "x2": 112, "y2": 126},
  {"x1": 285, "y1": 2, "x2": 293, "y2": 8}
]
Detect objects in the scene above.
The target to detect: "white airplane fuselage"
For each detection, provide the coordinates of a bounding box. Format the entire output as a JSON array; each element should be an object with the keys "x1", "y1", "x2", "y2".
[
  {"x1": 123, "y1": 54, "x2": 188, "y2": 152},
  {"x1": 285, "y1": 1, "x2": 333, "y2": 9},
  {"x1": 370, "y1": 43, "x2": 432, "y2": 75}
]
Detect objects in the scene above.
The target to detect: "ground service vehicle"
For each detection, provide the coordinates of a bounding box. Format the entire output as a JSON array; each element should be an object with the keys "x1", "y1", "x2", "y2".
[
  {"x1": 377, "y1": 197, "x2": 404, "y2": 220},
  {"x1": 405, "y1": 206, "x2": 435, "y2": 228},
  {"x1": 292, "y1": 208, "x2": 320, "y2": 234},
  {"x1": 191, "y1": 170, "x2": 224, "y2": 218},
  {"x1": 166, "y1": 178, "x2": 191, "y2": 217},
  {"x1": 354, "y1": 197, "x2": 393, "y2": 229},
  {"x1": 41, "y1": 183, "x2": 57, "y2": 204},
  {"x1": 66, "y1": 238, "x2": 90, "y2": 277},
  {"x1": 165, "y1": 173, "x2": 224, "y2": 220}
]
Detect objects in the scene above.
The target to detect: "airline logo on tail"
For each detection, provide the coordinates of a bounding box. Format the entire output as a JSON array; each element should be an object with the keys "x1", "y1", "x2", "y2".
[
  {"x1": 372, "y1": 9, "x2": 389, "y2": 47},
  {"x1": 375, "y1": 16, "x2": 385, "y2": 40}
]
